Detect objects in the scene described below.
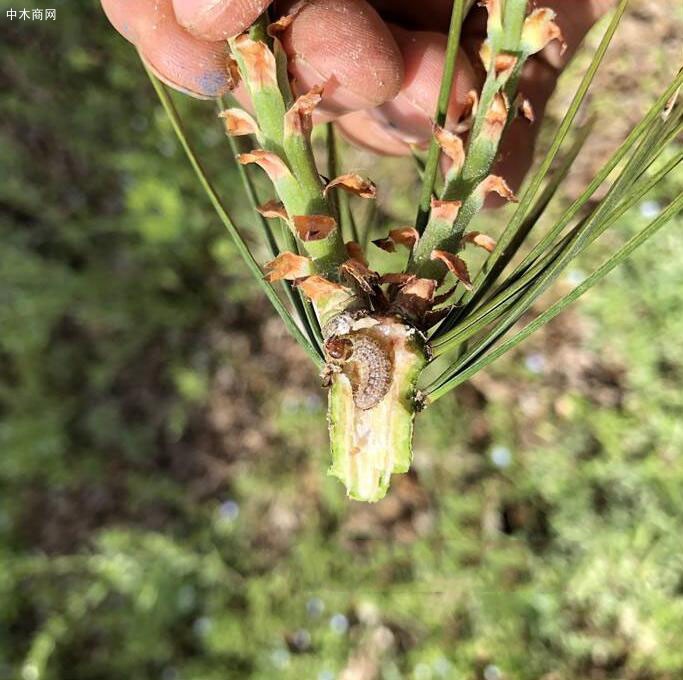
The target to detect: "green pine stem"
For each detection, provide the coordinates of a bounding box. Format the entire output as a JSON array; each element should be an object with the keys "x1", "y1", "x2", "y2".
[
  {"x1": 458, "y1": 0, "x2": 630, "y2": 314},
  {"x1": 414, "y1": 0, "x2": 466, "y2": 234},
  {"x1": 144, "y1": 66, "x2": 323, "y2": 367},
  {"x1": 411, "y1": 0, "x2": 532, "y2": 281},
  {"x1": 217, "y1": 98, "x2": 324, "y2": 353},
  {"x1": 228, "y1": 22, "x2": 348, "y2": 274}
]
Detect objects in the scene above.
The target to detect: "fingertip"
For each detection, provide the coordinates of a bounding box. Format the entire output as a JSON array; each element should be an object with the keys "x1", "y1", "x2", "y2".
[
  {"x1": 375, "y1": 27, "x2": 478, "y2": 142},
  {"x1": 172, "y1": 0, "x2": 271, "y2": 41},
  {"x1": 139, "y1": 1, "x2": 234, "y2": 97},
  {"x1": 101, "y1": 0, "x2": 235, "y2": 98},
  {"x1": 140, "y1": 38, "x2": 234, "y2": 99},
  {"x1": 281, "y1": 0, "x2": 404, "y2": 115},
  {"x1": 101, "y1": 0, "x2": 144, "y2": 43},
  {"x1": 335, "y1": 111, "x2": 412, "y2": 156}
]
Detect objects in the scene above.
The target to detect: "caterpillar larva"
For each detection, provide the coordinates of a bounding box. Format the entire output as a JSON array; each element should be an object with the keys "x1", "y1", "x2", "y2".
[{"x1": 325, "y1": 330, "x2": 394, "y2": 411}]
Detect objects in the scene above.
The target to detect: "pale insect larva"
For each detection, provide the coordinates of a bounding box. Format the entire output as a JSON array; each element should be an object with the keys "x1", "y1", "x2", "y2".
[{"x1": 325, "y1": 331, "x2": 394, "y2": 411}]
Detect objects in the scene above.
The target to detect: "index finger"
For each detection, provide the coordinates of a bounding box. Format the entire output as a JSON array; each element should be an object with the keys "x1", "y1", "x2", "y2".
[
  {"x1": 172, "y1": 0, "x2": 273, "y2": 41},
  {"x1": 101, "y1": 0, "x2": 238, "y2": 97}
]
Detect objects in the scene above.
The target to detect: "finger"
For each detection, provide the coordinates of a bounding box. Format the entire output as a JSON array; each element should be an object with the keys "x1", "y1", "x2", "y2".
[
  {"x1": 372, "y1": 26, "x2": 478, "y2": 143},
  {"x1": 367, "y1": 0, "x2": 452, "y2": 32},
  {"x1": 335, "y1": 111, "x2": 413, "y2": 156},
  {"x1": 101, "y1": 0, "x2": 152, "y2": 43},
  {"x1": 172, "y1": 0, "x2": 272, "y2": 41},
  {"x1": 368, "y1": 0, "x2": 610, "y2": 35},
  {"x1": 372, "y1": 0, "x2": 608, "y2": 34},
  {"x1": 101, "y1": 0, "x2": 235, "y2": 98},
  {"x1": 334, "y1": 26, "x2": 478, "y2": 154},
  {"x1": 279, "y1": 0, "x2": 404, "y2": 115}
]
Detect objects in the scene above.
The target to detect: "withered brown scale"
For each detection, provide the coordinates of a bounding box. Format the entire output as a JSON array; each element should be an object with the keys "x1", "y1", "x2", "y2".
[{"x1": 325, "y1": 331, "x2": 394, "y2": 411}]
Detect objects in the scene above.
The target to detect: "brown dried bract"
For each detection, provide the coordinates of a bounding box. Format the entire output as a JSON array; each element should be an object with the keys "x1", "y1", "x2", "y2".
[
  {"x1": 430, "y1": 198, "x2": 462, "y2": 225},
  {"x1": 463, "y1": 231, "x2": 497, "y2": 253},
  {"x1": 264, "y1": 252, "x2": 313, "y2": 282},
  {"x1": 256, "y1": 200, "x2": 288, "y2": 220},
  {"x1": 293, "y1": 214, "x2": 337, "y2": 241},
  {"x1": 402, "y1": 278, "x2": 436, "y2": 300},
  {"x1": 431, "y1": 250, "x2": 472, "y2": 289},
  {"x1": 482, "y1": 92, "x2": 509, "y2": 140},
  {"x1": 380, "y1": 273, "x2": 416, "y2": 286},
  {"x1": 218, "y1": 108, "x2": 259, "y2": 137},
  {"x1": 237, "y1": 150, "x2": 292, "y2": 182},
  {"x1": 434, "y1": 126, "x2": 465, "y2": 174},
  {"x1": 372, "y1": 227, "x2": 418, "y2": 253},
  {"x1": 424, "y1": 307, "x2": 453, "y2": 329},
  {"x1": 389, "y1": 227, "x2": 420, "y2": 250},
  {"x1": 226, "y1": 54, "x2": 241, "y2": 89},
  {"x1": 285, "y1": 85, "x2": 323, "y2": 137},
  {"x1": 267, "y1": 0, "x2": 310, "y2": 36},
  {"x1": 455, "y1": 89, "x2": 479, "y2": 133},
  {"x1": 296, "y1": 275, "x2": 346, "y2": 302},
  {"x1": 340, "y1": 259, "x2": 378, "y2": 294},
  {"x1": 522, "y1": 8, "x2": 567, "y2": 55},
  {"x1": 233, "y1": 35, "x2": 278, "y2": 90},
  {"x1": 480, "y1": 175, "x2": 518, "y2": 203},
  {"x1": 464, "y1": 89, "x2": 479, "y2": 119},
  {"x1": 393, "y1": 277, "x2": 437, "y2": 324},
  {"x1": 372, "y1": 237, "x2": 395, "y2": 253},
  {"x1": 324, "y1": 173, "x2": 377, "y2": 200},
  {"x1": 267, "y1": 15, "x2": 296, "y2": 37}
]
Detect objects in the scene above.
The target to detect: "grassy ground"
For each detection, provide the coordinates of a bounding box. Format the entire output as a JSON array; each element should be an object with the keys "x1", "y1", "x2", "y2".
[{"x1": 1, "y1": 2, "x2": 682, "y2": 679}]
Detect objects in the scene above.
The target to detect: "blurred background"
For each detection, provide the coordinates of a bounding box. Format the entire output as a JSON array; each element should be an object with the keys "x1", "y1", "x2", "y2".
[{"x1": 1, "y1": 1, "x2": 682, "y2": 678}]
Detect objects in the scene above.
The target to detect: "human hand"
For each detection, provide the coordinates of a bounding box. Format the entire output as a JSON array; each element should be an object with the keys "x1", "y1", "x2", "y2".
[{"x1": 101, "y1": 0, "x2": 612, "y2": 188}]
